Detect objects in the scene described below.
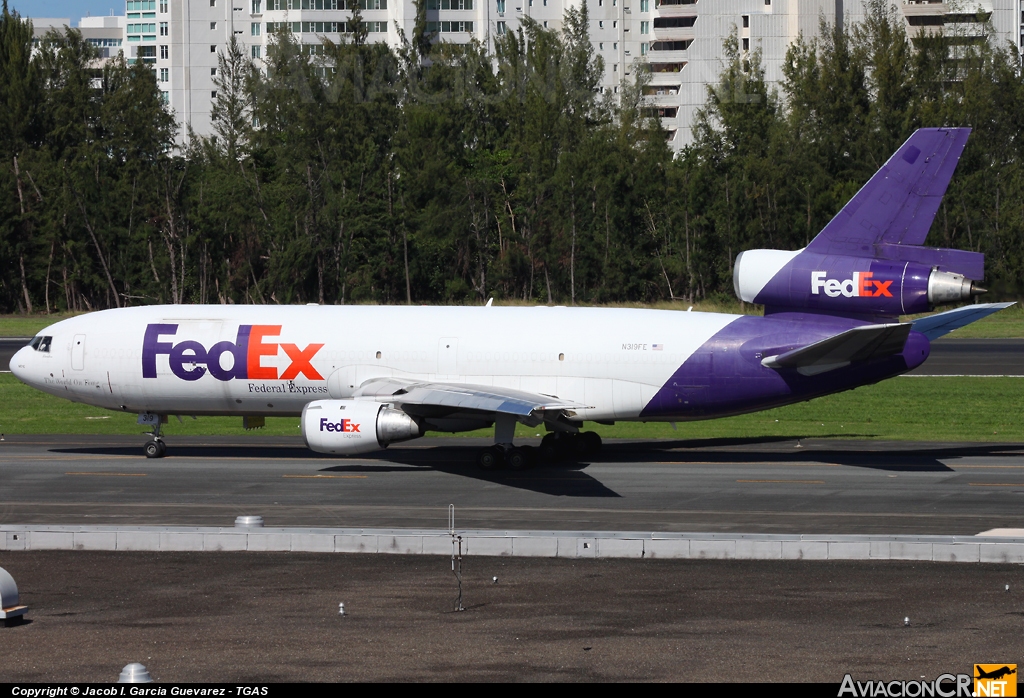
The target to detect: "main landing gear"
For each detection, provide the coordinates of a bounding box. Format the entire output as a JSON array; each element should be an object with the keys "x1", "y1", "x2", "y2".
[
  {"x1": 474, "y1": 415, "x2": 603, "y2": 471},
  {"x1": 538, "y1": 431, "x2": 602, "y2": 461},
  {"x1": 476, "y1": 444, "x2": 536, "y2": 471}
]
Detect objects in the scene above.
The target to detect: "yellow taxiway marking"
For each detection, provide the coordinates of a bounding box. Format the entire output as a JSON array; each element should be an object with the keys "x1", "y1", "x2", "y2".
[
  {"x1": 282, "y1": 474, "x2": 368, "y2": 479},
  {"x1": 64, "y1": 472, "x2": 147, "y2": 477},
  {"x1": 736, "y1": 479, "x2": 825, "y2": 484},
  {"x1": 968, "y1": 483, "x2": 1024, "y2": 487}
]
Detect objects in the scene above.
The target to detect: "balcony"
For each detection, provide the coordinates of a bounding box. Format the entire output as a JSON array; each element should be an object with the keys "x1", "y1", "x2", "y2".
[
  {"x1": 642, "y1": 84, "x2": 679, "y2": 96},
  {"x1": 646, "y1": 60, "x2": 687, "y2": 73}
]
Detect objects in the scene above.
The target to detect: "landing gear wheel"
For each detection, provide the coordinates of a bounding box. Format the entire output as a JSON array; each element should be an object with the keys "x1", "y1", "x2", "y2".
[
  {"x1": 476, "y1": 445, "x2": 503, "y2": 470},
  {"x1": 144, "y1": 439, "x2": 165, "y2": 459},
  {"x1": 539, "y1": 433, "x2": 561, "y2": 462},
  {"x1": 581, "y1": 431, "x2": 603, "y2": 455},
  {"x1": 505, "y1": 447, "x2": 530, "y2": 470}
]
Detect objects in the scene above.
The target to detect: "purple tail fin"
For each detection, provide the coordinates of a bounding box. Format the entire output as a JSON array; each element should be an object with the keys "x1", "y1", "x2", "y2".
[
  {"x1": 804, "y1": 127, "x2": 981, "y2": 279},
  {"x1": 734, "y1": 128, "x2": 986, "y2": 320}
]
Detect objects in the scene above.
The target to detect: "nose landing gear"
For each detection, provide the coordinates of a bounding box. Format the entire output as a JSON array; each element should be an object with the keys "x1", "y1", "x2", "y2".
[
  {"x1": 139, "y1": 413, "x2": 168, "y2": 459},
  {"x1": 144, "y1": 439, "x2": 166, "y2": 458}
]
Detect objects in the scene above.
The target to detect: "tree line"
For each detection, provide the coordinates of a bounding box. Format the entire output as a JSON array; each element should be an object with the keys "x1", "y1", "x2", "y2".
[{"x1": 1, "y1": 0, "x2": 1023, "y2": 314}]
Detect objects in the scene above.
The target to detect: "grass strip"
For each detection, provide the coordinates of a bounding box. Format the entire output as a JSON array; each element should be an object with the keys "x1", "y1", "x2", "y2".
[{"x1": 0, "y1": 373, "x2": 1020, "y2": 442}]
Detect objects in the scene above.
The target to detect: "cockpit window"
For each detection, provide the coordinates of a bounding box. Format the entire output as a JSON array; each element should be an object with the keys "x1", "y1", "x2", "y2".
[
  {"x1": 31, "y1": 336, "x2": 53, "y2": 353},
  {"x1": 29, "y1": 337, "x2": 42, "y2": 350}
]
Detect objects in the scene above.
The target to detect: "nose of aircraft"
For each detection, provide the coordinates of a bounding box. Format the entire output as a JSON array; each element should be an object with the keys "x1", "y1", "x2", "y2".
[{"x1": 9, "y1": 345, "x2": 33, "y2": 384}]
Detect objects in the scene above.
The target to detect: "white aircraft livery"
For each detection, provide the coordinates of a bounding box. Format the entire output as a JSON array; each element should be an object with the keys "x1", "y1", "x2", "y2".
[{"x1": 8, "y1": 129, "x2": 1014, "y2": 467}]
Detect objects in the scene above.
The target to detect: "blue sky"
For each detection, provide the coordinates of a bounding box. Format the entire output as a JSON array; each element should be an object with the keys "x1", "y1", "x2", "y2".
[{"x1": 11, "y1": 1, "x2": 121, "y2": 25}]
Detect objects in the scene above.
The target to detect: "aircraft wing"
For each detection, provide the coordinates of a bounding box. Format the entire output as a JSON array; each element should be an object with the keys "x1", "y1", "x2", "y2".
[
  {"x1": 910, "y1": 302, "x2": 1015, "y2": 341},
  {"x1": 761, "y1": 323, "x2": 912, "y2": 376},
  {"x1": 352, "y1": 377, "x2": 590, "y2": 417}
]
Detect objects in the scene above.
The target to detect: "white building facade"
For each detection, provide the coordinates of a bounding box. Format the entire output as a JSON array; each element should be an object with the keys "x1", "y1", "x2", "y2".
[{"x1": 32, "y1": 0, "x2": 1023, "y2": 149}]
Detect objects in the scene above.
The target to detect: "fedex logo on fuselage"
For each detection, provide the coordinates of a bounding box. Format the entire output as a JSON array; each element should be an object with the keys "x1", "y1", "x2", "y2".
[
  {"x1": 320, "y1": 418, "x2": 360, "y2": 433},
  {"x1": 811, "y1": 271, "x2": 893, "y2": 298},
  {"x1": 142, "y1": 324, "x2": 324, "y2": 382}
]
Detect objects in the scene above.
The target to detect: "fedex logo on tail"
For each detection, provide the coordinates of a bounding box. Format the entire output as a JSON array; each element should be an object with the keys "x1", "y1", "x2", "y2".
[
  {"x1": 142, "y1": 324, "x2": 324, "y2": 382},
  {"x1": 811, "y1": 271, "x2": 893, "y2": 298}
]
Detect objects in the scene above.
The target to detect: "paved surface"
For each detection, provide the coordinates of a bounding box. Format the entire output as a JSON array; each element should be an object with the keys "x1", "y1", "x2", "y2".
[
  {"x1": 2, "y1": 435, "x2": 1024, "y2": 535},
  {"x1": 910, "y1": 338, "x2": 1024, "y2": 375},
  {"x1": 3, "y1": 336, "x2": 1023, "y2": 374},
  {"x1": 7, "y1": 524, "x2": 1024, "y2": 563},
  {"x1": 1, "y1": 336, "x2": 29, "y2": 370},
  {"x1": 1, "y1": 551, "x2": 1021, "y2": 682}
]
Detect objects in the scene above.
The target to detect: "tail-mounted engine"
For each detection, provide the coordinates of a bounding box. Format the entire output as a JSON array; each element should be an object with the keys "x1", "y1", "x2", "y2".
[
  {"x1": 734, "y1": 249, "x2": 985, "y2": 318},
  {"x1": 301, "y1": 400, "x2": 423, "y2": 454}
]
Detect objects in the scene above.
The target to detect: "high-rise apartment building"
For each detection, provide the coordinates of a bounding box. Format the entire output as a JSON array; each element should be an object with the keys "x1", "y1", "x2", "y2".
[
  {"x1": 30, "y1": 0, "x2": 1022, "y2": 149},
  {"x1": 31, "y1": 15, "x2": 127, "y2": 65}
]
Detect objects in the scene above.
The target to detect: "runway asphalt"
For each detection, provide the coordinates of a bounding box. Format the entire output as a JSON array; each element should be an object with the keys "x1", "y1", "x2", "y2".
[
  {"x1": 2, "y1": 434, "x2": 1023, "y2": 535},
  {"x1": 4, "y1": 336, "x2": 1023, "y2": 374},
  {"x1": 907, "y1": 338, "x2": 1024, "y2": 375},
  {"x1": 1, "y1": 336, "x2": 29, "y2": 369}
]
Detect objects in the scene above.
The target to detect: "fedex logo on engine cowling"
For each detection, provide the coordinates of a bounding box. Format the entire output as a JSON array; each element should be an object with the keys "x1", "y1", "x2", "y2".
[
  {"x1": 811, "y1": 271, "x2": 893, "y2": 298},
  {"x1": 142, "y1": 324, "x2": 324, "y2": 382},
  {"x1": 320, "y1": 418, "x2": 361, "y2": 433}
]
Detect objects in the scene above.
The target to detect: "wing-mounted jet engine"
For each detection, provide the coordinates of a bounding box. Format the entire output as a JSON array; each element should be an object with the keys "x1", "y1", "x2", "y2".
[{"x1": 301, "y1": 400, "x2": 424, "y2": 454}]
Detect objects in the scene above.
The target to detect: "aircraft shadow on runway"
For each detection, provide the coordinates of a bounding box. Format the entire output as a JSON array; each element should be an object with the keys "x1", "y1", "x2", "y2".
[
  {"x1": 50, "y1": 438, "x2": 1024, "y2": 491},
  {"x1": 48, "y1": 444, "x2": 622, "y2": 498},
  {"x1": 313, "y1": 458, "x2": 614, "y2": 497},
  {"x1": 317, "y1": 453, "x2": 621, "y2": 498},
  {"x1": 602, "y1": 437, "x2": 1024, "y2": 472}
]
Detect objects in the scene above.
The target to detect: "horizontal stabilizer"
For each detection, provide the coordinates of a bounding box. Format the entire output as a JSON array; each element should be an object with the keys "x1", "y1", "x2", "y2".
[
  {"x1": 762, "y1": 322, "x2": 912, "y2": 376},
  {"x1": 910, "y1": 302, "x2": 1016, "y2": 341},
  {"x1": 874, "y1": 243, "x2": 984, "y2": 281}
]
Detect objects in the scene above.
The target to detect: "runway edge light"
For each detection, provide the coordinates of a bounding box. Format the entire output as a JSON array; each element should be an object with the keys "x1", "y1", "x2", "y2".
[{"x1": 118, "y1": 663, "x2": 154, "y2": 683}]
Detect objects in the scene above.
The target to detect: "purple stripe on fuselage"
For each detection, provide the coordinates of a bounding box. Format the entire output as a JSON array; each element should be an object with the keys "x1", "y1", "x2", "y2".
[{"x1": 641, "y1": 314, "x2": 930, "y2": 420}]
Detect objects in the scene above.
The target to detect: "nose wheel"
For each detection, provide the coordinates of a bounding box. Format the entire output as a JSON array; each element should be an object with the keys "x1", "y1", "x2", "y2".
[
  {"x1": 144, "y1": 439, "x2": 167, "y2": 458},
  {"x1": 140, "y1": 414, "x2": 168, "y2": 458}
]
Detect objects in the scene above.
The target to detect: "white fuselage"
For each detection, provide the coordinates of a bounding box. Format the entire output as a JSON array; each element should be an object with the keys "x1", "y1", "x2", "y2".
[{"x1": 11, "y1": 305, "x2": 741, "y2": 422}]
